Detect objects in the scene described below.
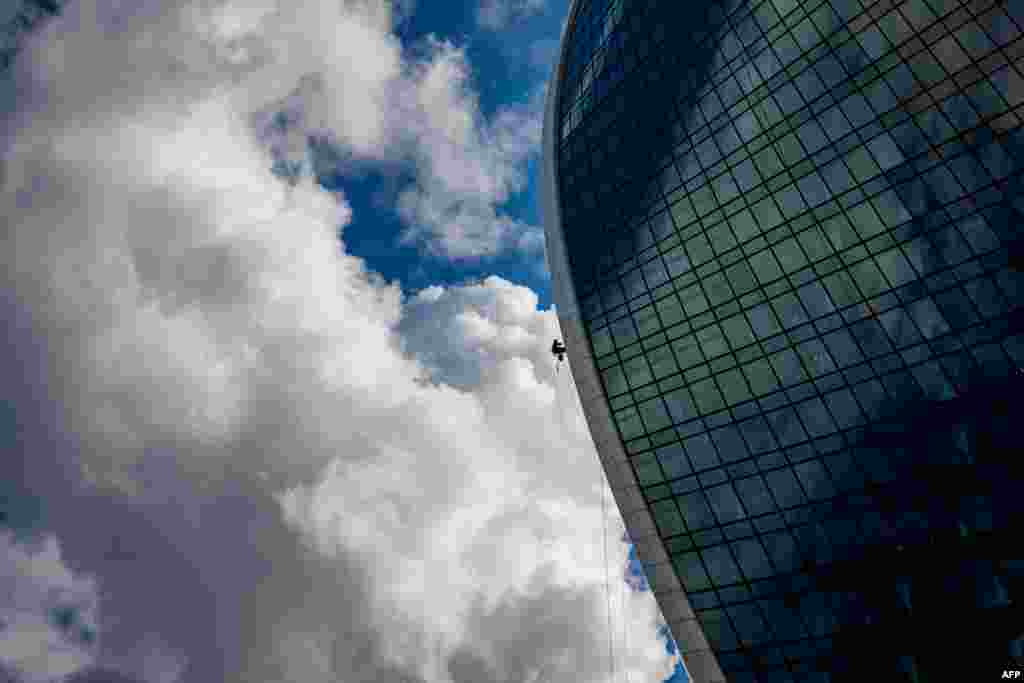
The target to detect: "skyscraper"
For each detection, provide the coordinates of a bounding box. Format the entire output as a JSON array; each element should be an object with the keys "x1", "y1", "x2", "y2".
[{"x1": 542, "y1": 1, "x2": 1023, "y2": 681}]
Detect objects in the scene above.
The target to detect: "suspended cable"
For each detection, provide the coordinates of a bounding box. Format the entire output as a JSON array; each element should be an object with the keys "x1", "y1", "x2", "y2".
[
  {"x1": 553, "y1": 361, "x2": 571, "y2": 437},
  {"x1": 551, "y1": 341, "x2": 618, "y2": 682},
  {"x1": 601, "y1": 456, "x2": 616, "y2": 683},
  {"x1": 618, "y1": 516, "x2": 626, "y2": 683}
]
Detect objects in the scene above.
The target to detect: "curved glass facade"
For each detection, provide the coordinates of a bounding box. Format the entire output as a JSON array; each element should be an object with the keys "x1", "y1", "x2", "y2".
[{"x1": 543, "y1": 0, "x2": 1024, "y2": 681}]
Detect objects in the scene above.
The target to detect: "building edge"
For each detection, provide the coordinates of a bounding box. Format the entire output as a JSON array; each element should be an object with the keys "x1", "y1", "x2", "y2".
[{"x1": 540, "y1": 5, "x2": 726, "y2": 681}]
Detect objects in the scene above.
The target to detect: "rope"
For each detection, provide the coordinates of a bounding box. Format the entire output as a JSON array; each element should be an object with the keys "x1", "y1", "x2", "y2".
[
  {"x1": 554, "y1": 361, "x2": 570, "y2": 436},
  {"x1": 555, "y1": 356, "x2": 618, "y2": 682},
  {"x1": 602, "y1": 457, "x2": 616, "y2": 683},
  {"x1": 621, "y1": 515, "x2": 632, "y2": 683}
]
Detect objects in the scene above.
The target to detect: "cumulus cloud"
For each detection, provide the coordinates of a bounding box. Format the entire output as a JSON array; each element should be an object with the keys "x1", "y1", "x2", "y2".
[
  {"x1": 0, "y1": 533, "x2": 98, "y2": 682},
  {"x1": 246, "y1": 18, "x2": 544, "y2": 260},
  {"x1": 477, "y1": 0, "x2": 547, "y2": 30},
  {"x1": 1, "y1": 2, "x2": 674, "y2": 683},
  {"x1": 393, "y1": 43, "x2": 546, "y2": 260}
]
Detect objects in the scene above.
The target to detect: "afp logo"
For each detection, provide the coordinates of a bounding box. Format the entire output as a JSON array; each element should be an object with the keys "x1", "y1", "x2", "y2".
[{"x1": 1002, "y1": 671, "x2": 1022, "y2": 679}]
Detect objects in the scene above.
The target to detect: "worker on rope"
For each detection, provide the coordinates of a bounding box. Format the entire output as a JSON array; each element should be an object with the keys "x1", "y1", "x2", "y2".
[{"x1": 551, "y1": 339, "x2": 567, "y2": 374}]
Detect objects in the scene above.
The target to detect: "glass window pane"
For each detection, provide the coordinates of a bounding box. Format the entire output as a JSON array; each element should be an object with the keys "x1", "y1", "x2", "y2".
[
  {"x1": 672, "y1": 335, "x2": 705, "y2": 370},
  {"x1": 697, "y1": 324, "x2": 730, "y2": 359},
  {"x1": 795, "y1": 119, "x2": 829, "y2": 155},
  {"x1": 762, "y1": 530, "x2": 802, "y2": 573},
  {"x1": 823, "y1": 269, "x2": 863, "y2": 307},
  {"x1": 702, "y1": 545, "x2": 744, "y2": 586},
  {"x1": 739, "y1": 416, "x2": 780, "y2": 455},
  {"x1": 639, "y1": 397, "x2": 673, "y2": 432},
  {"x1": 752, "y1": 196, "x2": 785, "y2": 230},
  {"x1": 691, "y1": 377, "x2": 727, "y2": 414},
  {"x1": 797, "y1": 281, "x2": 836, "y2": 318},
  {"x1": 623, "y1": 268, "x2": 647, "y2": 299},
  {"x1": 698, "y1": 608, "x2": 740, "y2": 650},
  {"x1": 711, "y1": 425, "x2": 750, "y2": 463},
  {"x1": 652, "y1": 499, "x2": 687, "y2": 536},
  {"x1": 796, "y1": 225, "x2": 834, "y2": 261},
  {"x1": 624, "y1": 354, "x2": 654, "y2": 388},
  {"x1": 852, "y1": 379, "x2": 889, "y2": 421},
  {"x1": 704, "y1": 271, "x2": 735, "y2": 306},
  {"x1": 846, "y1": 144, "x2": 883, "y2": 182},
  {"x1": 796, "y1": 337, "x2": 837, "y2": 377},
  {"x1": 773, "y1": 237, "x2": 810, "y2": 273},
  {"x1": 685, "y1": 432, "x2": 721, "y2": 471},
  {"x1": 657, "y1": 443, "x2": 693, "y2": 479},
  {"x1": 717, "y1": 367, "x2": 754, "y2": 404},
  {"x1": 686, "y1": 232, "x2": 715, "y2": 264},
  {"x1": 748, "y1": 302, "x2": 783, "y2": 337},
  {"x1": 776, "y1": 133, "x2": 807, "y2": 167},
  {"x1": 707, "y1": 483, "x2": 747, "y2": 524},
  {"x1": 821, "y1": 328, "x2": 862, "y2": 367},
  {"x1": 728, "y1": 601, "x2": 773, "y2": 647},
  {"x1": 906, "y1": 297, "x2": 951, "y2": 340},
  {"x1": 847, "y1": 201, "x2": 886, "y2": 240},
  {"x1": 649, "y1": 344, "x2": 680, "y2": 379},
  {"x1": 849, "y1": 258, "x2": 889, "y2": 297},
  {"x1": 664, "y1": 386, "x2": 699, "y2": 424},
  {"x1": 754, "y1": 144, "x2": 785, "y2": 178},
  {"x1": 822, "y1": 213, "x2": 858, "y2": 252},
  {"x1": 771, "y1": 292, "x2": 811, "y2": 330},
  {"x1": 734, "y1": 474, "x2": 777, "y2": 515},
  {"x1": 634, "y1": 453, "x2": 666, "y2": 486},
  {"x1": 662, "y1": 248, "x2": 690, "y2": 284},
  {"x1": 849, "y1": 318, "x2": 894, "y2": 358},
  {"x1": 592, "y1": 328, "x2": 615, "y2": 357},
  {"x1": 643, "y1": 258, "x2": 670, "y2": 288},
  {"x1": 726, "y1": 260, "x2": 758, "y2": 294},
  {"x1": 776, "y1": 184, "x2": 809, "y2": 219},
  {"x1": 681, "y1": 284, "x2": 710, "y2": 316},
  {"x1": 616, "y1": 406, "x2": 645, "y2": 440},
  {"x1": 722, "y1": 313, "x2": 757, "y2": 349},
  {"x1": 656, "y1": 294, "x2": 687, "y2": 326},
  {"x1": 611, "y1": 315, "x2": 639, "y2": 347},
  {"x1": 767, "y1": 406, "x2": 809, "y2": 447},
  {"x1": 678, "y1": 491, "x2": 717, "y2": 530},
  {"x1": 769, "y1": 348, "x2": 808, "y2": 385},
  {"x1": 635, "y1": 304, "x2": 662, "y2": 336},
  {"x1": 760, "y1": 598, "x2": 808, "y2": 640},
  {"x1": 794, "y1": 458, "x2": 835, "y2": 500},
  {"x1": 822, "y1": 156, "x2": 856, "y2": 195},
  {"x1": 673, "y1": 552, "x2": 713, "y2": 591},
  {"x1": 729, "y1": 208, "x2": 762, "y2": 242},
  {"x1": 764, "y1": 468, "x2": 807, "y2": 507},
  {"x1": 873, "y1": 248, "x2": 917, "y2": 287},
  {"x1": 743, "y1": 359, "x2": 781, "y2": 395},
  {"x1": 603, "y1": 364, "x2": 629, "y2": 396}
]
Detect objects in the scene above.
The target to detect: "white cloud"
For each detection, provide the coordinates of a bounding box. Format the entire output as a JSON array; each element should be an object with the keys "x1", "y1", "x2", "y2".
[
  {"x1": 0, "y1": 2, "x2": 675, "y2": 682},
  {"x1": 392, "y1": 42, "x2": 546, "y2": 260},
  {"x1": 0, "y1": 533, "x2": 98, "y2": 682},
  {"x1": 477, "y1": 0, "x2": 547, "y2": 30}
]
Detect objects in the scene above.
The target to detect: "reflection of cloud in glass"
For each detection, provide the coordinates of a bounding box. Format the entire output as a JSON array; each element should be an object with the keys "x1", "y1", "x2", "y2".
[{"x1": 549, "y1": 0, "x2": 1024, "y2": 677}]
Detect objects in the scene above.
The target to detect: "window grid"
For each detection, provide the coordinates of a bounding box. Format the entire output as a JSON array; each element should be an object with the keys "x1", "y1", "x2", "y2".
[
  {"x1": 562, "y1": 1, "x2": 1022, "y2": 246},
  {"x1": 580, "y1": 30, "x2": 1020, "y2": 273},
  {"x1": 569, "y1": 51, "x2": 1021, "y2": 304},
  {"x1": 595, "y1": 168, "x2": 1019, "y2": 394},
  {"x1": 585, "y1": 102, "x2": 1023, "y2": 320},
  {"x1": 554, "y1": 0, "x2": 1024, "y2": 678}
]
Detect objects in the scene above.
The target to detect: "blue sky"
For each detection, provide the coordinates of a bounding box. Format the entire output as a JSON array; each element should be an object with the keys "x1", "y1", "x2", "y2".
[
  {"x1": 326, "y1": 0, "x2": 567, "y2": 308},
  {"x1": 0, "y1": 1, "x2": 687, "y2": 681}
]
